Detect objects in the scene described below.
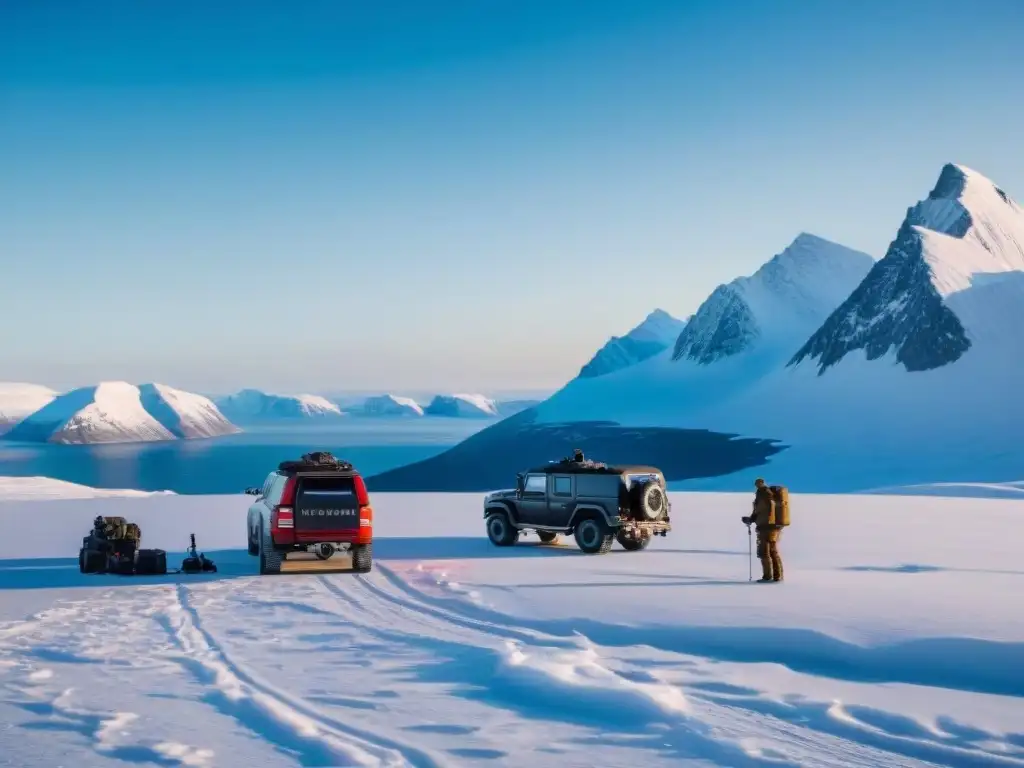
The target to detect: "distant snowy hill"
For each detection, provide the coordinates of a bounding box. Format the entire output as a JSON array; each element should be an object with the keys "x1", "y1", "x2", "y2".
[
  {"x1": 577, "y1": 309, "x2": 688, "y2": 379},
  {"x1": 424, "y1": 394, "x2": 499, "y2": 418},
  {"x1": 138, "y1": 383, "x2": 240, "y2": 439},
  {"x1": 7, "y1": 381, "x2": 239, "y2": 444},
  {"x1": 215, "y1": 389, "x2": 344, "y2": 423},
  {"x1": 359, "y1": 394, "x2": 425, "y2": 417},
  {"x1": 494, "y1": 399, "x2": 541, "y2": 416},
  {"x1": 0, "y1": 383, "x2": 57, "y2": 433}
]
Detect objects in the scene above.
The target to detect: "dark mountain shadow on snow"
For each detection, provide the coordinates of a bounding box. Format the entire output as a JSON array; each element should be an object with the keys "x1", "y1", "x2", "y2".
[
  {"x1": 5, "y1": 386, "x2": 99, "y2": 443},
  {"x1": 137, "y1": 383, "x2": 187, "y2": 438},
  {"x1": 367, "y1": 407, "x2": 785, "y2": 492}
]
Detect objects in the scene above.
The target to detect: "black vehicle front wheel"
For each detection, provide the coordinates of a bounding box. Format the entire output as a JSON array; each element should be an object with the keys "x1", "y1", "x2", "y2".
[
  {"x1": 486, "y1": 512, "x2": 519, "y2": 547},
  {"x1": 574, "y1": 517, "x2": 614, "y2": 555}
]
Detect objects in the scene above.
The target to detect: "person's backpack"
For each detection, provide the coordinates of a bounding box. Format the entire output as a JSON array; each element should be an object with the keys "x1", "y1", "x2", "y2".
[{"x1": 768, "y1": 485, "x2": 790, "y2": 526}]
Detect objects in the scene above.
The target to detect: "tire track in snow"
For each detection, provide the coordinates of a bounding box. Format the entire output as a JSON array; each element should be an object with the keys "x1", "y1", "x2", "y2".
[
  {"x1": 316, "y1": 572, "x2": 919, "y2": 768},
  {"x1": 369, "y1": 565, "x2": 1024, "y2": 767},
  {"x1": 370, "y1": 566, "x2": 1024, "y2": 767},
  {"x1": 159, "y1": 583, "x2": 449, "y2": 768}
]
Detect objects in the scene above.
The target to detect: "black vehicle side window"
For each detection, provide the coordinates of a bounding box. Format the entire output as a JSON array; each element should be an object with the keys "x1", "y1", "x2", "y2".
[
  {"x1": 523, "y1": 474, "x2": 547, "y2": 495},
  {"x1": 552, "y1": 476, "x2": 572, "y2": 496}
]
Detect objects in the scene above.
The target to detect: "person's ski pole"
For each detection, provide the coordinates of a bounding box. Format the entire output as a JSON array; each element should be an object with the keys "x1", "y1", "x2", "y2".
[{"x1": 747, "y1": 524, "x2": 753, "y2": 582}]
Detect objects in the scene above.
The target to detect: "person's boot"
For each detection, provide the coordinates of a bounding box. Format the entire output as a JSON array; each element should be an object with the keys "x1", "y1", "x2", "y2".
[
  {"x1": 757, "y1": 557, "x2": 774, "y2": 582},
  {"x1": 771, "y1": 554, "x2": 784, "y2": 582}
]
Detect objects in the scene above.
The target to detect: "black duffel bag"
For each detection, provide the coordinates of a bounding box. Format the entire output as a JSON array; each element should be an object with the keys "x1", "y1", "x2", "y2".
[{"x1": 135, "y1": 549, "x2": 168, "y2": 576}]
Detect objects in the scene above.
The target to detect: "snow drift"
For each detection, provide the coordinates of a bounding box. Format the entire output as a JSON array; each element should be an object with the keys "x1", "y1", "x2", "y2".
[
  {"x1": 215, "y1": 388, "x2": 343, "y2": 423},
  {"x1": 6, "y1": 381, "x2": 239, "y2": 444}
]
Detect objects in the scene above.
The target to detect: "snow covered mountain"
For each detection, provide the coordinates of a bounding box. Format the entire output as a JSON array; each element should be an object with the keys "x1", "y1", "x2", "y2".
[
  {"x1": 672, "y1": 233, "x2": 876, "y2": 364},
  {"x1": 6, "y1": 381, "x2": 238, "y2": 444},
  {"x1": 424, "y1": 394, "x2": 499, "y2": 418},
  {"x1": 791, "y1": 163, "x2": 1024, "y2": 373},
  {"x1": 215, "y1": 389, "x2": 344, "y2": 423},
  {"x1": 577, "y1": 309, "x2": 687, "y2": 379},
  {"x1": 677, "y1": 164, "x2": 1024, "y2": 490},
  {"x1": 0, "y1": 383, "x2": 57, "y2": 433},
  {"x1": 359, "y1": 394, "x2": 425, "y2": 417},
  {"x1": 530, "y1": 233, "x2": 875, "y2": 425}
]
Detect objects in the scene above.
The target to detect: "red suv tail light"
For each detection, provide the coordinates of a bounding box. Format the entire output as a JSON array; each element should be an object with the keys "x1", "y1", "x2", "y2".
[
  {"x1": 271, "y1": 476, "x2": 297, "y2": 542},
  {"x1": 353, "y1": 473, "x2": 373, "y2": 543}
]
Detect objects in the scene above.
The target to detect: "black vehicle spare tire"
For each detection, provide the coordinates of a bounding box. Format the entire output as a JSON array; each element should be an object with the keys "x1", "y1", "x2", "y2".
[{"x1": 632, "y1": 481, "x2": 666, "y2": 521}]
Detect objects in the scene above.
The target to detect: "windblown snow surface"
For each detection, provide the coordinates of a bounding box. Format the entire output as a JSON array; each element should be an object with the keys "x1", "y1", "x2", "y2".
[
  {"x1": 215, "y1": 389, "x2": 344, "y2": 422},
  {"x1": 0, "y1": 486, "x2": 1022, "y2": 767},
  {"x1": 0, "y1": 383, "x2": 57, "y2": 433}
]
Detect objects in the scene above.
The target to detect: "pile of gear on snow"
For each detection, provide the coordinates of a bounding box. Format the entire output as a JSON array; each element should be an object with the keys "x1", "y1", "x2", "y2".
[
  {"x1": 78, "y1": 516, "x2": 217, "y2": 576},
  {"x1": 277, "y1": 450, "x2": 352, "y2": 473},
  {"x1": 550, "y1": 448, "x2": 609, "y2": 471}
]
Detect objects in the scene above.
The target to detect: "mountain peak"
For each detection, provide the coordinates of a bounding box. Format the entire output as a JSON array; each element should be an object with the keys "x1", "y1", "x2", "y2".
[
  {"x1": 671, "y1": 235, "x2": 874, "y2": 365},
  {"x1": 928, "y1": 163, "x2": 1013, "y2": 204},
  {"x1": 790, "y1": 164, "x2": 1024, "y2": 374},
  {"x1": 577, "y1": 310, "x2": 687, "y2": 379}
]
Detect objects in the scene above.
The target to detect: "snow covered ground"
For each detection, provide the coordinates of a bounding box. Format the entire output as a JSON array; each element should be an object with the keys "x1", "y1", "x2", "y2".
[
  {"x1": 0, "y1": 487, "x2": 1021, "y2": 767},
  {"x1": 0, "y1": 476, "x2": 175, "y2": 501}
]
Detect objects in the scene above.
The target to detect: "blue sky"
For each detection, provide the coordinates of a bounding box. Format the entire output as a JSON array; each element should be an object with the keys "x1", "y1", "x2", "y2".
[{"x1": 1, "y1": 0, "x2": 1022, "y2": 395}]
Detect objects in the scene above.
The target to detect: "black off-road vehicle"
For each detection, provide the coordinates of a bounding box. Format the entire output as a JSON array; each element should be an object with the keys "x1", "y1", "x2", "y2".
[{"x1": 482, "y1": 451, "x2": 671, "y2": 554}]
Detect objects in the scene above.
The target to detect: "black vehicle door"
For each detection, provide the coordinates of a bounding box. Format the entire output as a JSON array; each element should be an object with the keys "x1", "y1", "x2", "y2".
[
  {"x1": 516, "y1": 473, "x2": 549, "y2": 524},
  {"x1": 543, "y1": 474, "x2": 574, "y2": 526}
]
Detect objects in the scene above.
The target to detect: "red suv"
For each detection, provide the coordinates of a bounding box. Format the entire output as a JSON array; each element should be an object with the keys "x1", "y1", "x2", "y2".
[{"x1": 245, "y1": 452, "x2": 373, "y2": 574}]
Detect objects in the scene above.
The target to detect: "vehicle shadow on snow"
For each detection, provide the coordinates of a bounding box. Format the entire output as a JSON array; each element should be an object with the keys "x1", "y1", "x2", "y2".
[
  {"x1": 841, "y1": 563, "x2": 1024, "y2": 576},
  {"x1": 372, "y1": 537, "x2": 747, "y2": 561},
  {"x1": 0, "y1": 549, "x2": 257, "y2": 590}
]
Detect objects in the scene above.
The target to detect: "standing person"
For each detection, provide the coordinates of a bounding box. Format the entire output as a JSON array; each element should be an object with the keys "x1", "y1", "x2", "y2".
[{"x1": 742, "y1": 478, "x2": 783, "y2": 583}]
